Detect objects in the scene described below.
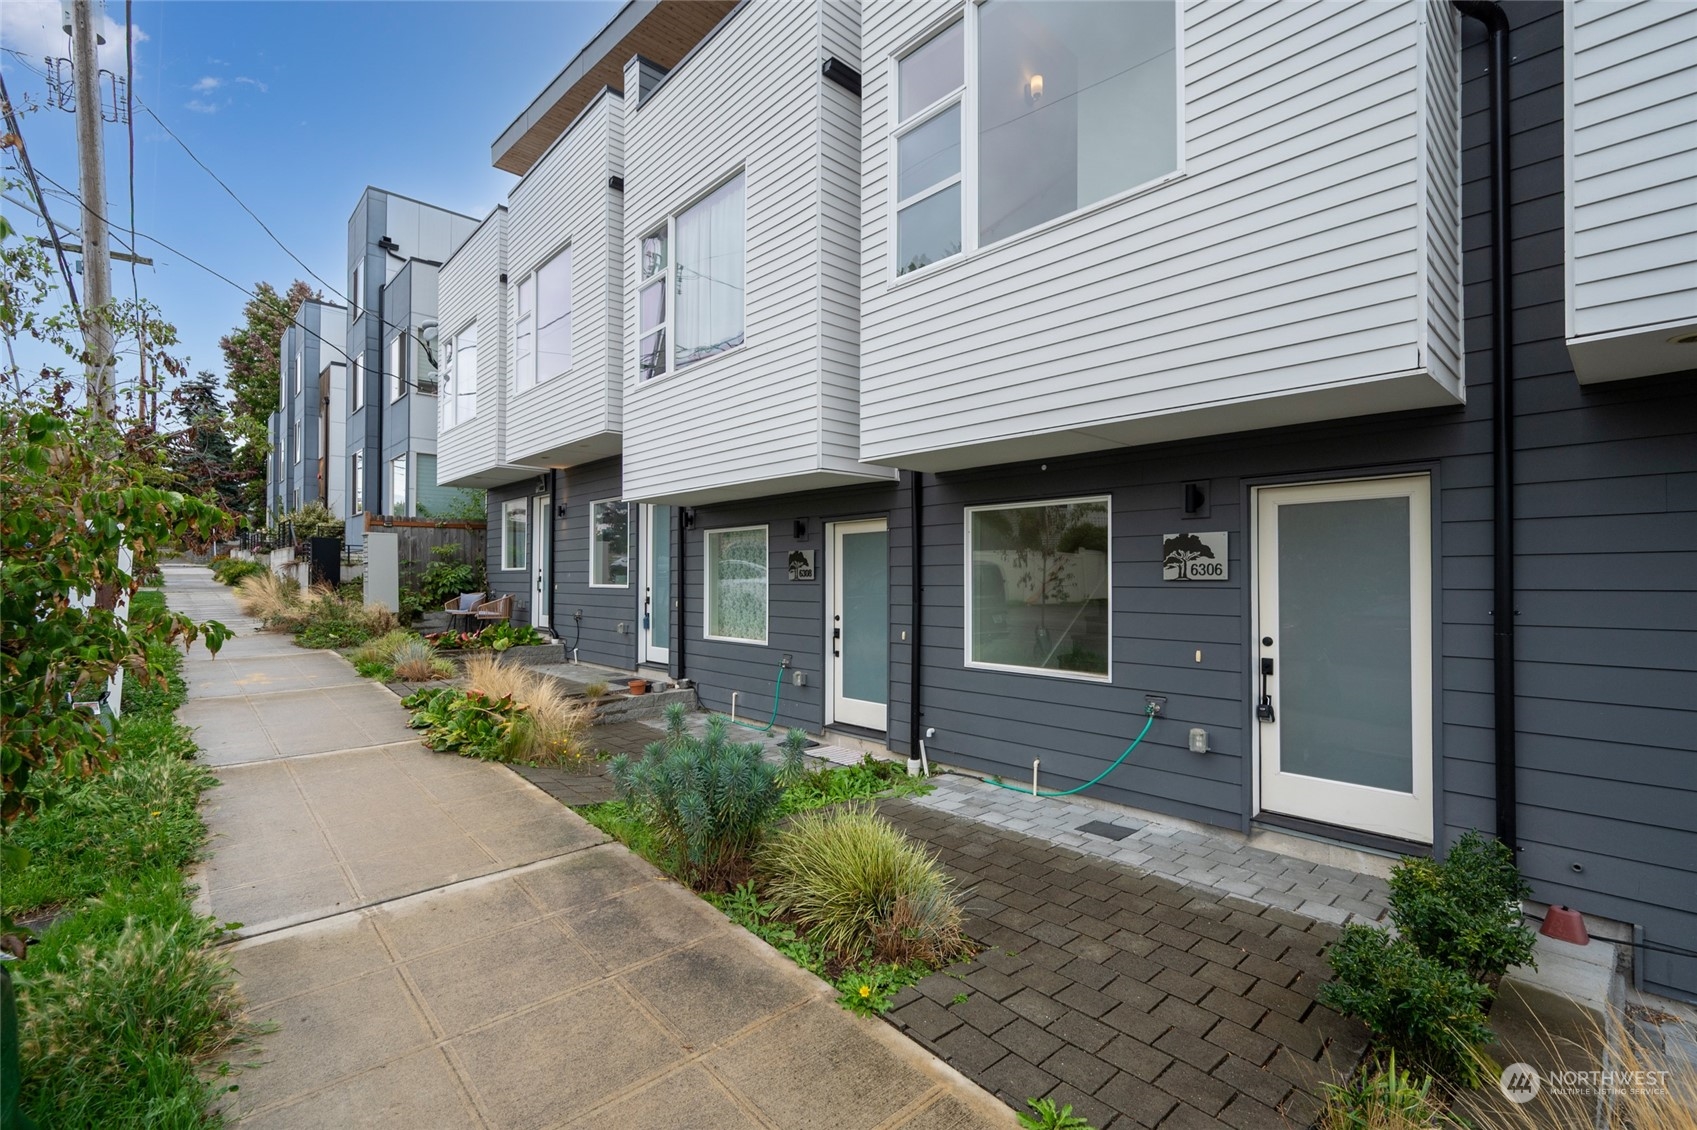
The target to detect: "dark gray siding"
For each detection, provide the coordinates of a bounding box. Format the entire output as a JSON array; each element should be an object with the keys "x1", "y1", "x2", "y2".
[
  {"x1": 907, "y1": 3, "x2": 1695, "y2": 1000},
  {"x1": 484, "y1": 480, "x2": 536, "y2": 625},
  {"x1": 682, "y1": 481, "x2": 909, "y2": 747},
  {"x1": 552, "y1": 459, "x2": 640, "y2": 670}
]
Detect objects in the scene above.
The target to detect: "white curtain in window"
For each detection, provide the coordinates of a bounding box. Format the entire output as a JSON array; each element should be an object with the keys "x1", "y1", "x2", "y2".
[{"x1": 674, "y1": 174, "x2": 745, "y2": 367}]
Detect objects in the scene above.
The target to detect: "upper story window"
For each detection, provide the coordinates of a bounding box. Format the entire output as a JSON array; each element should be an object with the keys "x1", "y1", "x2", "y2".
[
  {"x1": 515, "y1": 247, "x2": 572, "y2": 391},
  {"x1": 351, "y1": 451, "x2": 364, "y2": 514},
  {"x1": 388, "y1": 335, "x2": 405, "y2": 402},
  {"x1": 293, "y1": 416, "x2": 303, "y2": 463},
  {"x1": 894, "y1": 2, "x2": 1179, "y2": 277},
  {"x1": 441, "y1": 322, "x2": 478, "y2": 429},
  {"x1": 415, "y1": 327, "x2": 439, "y2": 396},
  {"x1": 350, "y1": 261, "x2": 363, "y2": 321},
  {"x1": 293, "y1": 351, "x2": 303, "y2": 395},
  {"x1": 352, "y1": 353, "x2": 365, "y2": 412},
  {"x1": 639, "y1": 172, "x2": 745, "y2": 381}
]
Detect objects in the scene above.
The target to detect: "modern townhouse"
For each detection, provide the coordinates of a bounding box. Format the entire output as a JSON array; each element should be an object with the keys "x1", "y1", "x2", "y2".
[
  {"x1": 437, "y1": 0, "x2": 1696, "y2": 1003},
  {"x1": 343, "y1": 186, "x2": 481, "y2": 549},
  {"x1": 265, "y1": 298, "x2": 347, "y2": 522}
]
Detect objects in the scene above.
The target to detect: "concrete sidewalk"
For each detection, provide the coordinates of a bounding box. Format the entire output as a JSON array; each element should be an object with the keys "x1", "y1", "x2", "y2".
[{"x1": 165, "y1": 566, "x2": 1011, "y2": 1128}]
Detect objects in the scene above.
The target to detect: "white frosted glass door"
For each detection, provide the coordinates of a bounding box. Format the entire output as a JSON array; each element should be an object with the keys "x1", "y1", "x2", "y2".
[
  {"x1": 829, "y1": 520, "x2": 889, "y2": 731},
  {"x1": 642, "y1": 505, "x2": 671, "y2": 664},
  {"x1": 531, "y1": 495, "x2": 550, "y2": 631},
  {"x1": 1254, "y1": 476, "x2": 1433, "y2": 843}
]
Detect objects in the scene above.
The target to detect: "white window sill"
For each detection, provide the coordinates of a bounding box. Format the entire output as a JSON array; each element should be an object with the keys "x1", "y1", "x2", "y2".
[{"x1": 963, "y1": 659, "x2": 1112, "y2": 685}]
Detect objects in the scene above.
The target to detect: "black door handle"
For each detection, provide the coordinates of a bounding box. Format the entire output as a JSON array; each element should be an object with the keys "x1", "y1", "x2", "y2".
[
  {"x1": 1256, "y1": 657, "x2": 1275, "y2": 722},
  {"x1": 832, "y1": 626, "x2": 841, "y2": 658}
]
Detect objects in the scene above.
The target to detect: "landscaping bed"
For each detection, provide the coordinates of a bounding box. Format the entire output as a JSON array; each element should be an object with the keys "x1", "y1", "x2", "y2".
[{"x1": 3, "y1": 592, "x2": 250, "y2": 1128}]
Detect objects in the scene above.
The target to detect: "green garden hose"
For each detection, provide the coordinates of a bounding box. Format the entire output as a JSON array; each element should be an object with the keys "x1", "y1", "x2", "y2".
[
  {"x1": 985, "y1": 706, "x2": 1158, "y2": 798},
  {"x1": 726, "y1": 663, "x2": 786, "y2": 732}
]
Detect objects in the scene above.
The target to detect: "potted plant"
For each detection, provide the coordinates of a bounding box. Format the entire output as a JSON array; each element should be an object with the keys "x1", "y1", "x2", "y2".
[{"x1": 628, "y1": 678, "x2": 649, "y2": 695}]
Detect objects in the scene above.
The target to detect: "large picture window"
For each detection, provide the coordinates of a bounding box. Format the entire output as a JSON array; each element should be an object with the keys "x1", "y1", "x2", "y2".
[
  {"x1": 590, "y1": 500, "x2": 630, "y2": 587},
  {"x1": 639, "y1": 172, "x2": 745, "y2": 379},
  {"x1": 502, "y1": 498, "x2": 528, "y2": 571},
  {"x1": 892, "y1": 2, "x2": 1178, "y2": 275},
  {"x1": 965, "y1": 497, "x2": 1110, "y2": 679},
  {"x1": 705, "y1": 525, "x2": 767, "y2": 643},
  {"x1": 442, "y1": 323, "x2": 477, "y2": 428}
]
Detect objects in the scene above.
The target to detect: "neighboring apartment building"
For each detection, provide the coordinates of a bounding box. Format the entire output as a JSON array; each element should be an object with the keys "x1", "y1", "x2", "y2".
[
  {"x1": 343, "y1": 186, "x2": 481, "y2": 548},
  {"x1": 437, "y1": 0, "x2": 1697, "y2": 1002},
  {"x1": 264, "y1": 299, "x2": 348, "y2": 524}
]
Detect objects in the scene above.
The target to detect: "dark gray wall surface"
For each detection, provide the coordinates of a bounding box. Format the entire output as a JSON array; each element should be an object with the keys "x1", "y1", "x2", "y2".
[
  {"x1": 681, "y1": 481, "x2": 909, "y2": 746},
  {"x1": 484, "y1": 479, "x2": 538, "y2": 625},
  {"x1": 903, "y1": 3, "x2": 1694, "y2": 999},
  {"x1": 551, "y1": 459, "x2": 641, "y2": 670}
]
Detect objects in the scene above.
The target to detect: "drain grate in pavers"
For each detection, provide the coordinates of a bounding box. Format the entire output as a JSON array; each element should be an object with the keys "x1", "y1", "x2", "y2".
[
  {"x1": 1077, "y1": 819, "x2": 1143, "y2": 841},
  {"x1": 875, "y1": 797, "x2": 1369, "y2": 1129}
]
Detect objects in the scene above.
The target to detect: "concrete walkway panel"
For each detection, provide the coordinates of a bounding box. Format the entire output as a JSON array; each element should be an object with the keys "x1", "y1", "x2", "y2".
[{"x1": 185, "y1": 651, "x2": 365, "y2": 699}]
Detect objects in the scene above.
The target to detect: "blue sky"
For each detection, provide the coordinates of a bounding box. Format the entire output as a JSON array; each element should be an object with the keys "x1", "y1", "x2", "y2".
[{"x1": 2, "y1": 0, "x2": 619, "y2": 398}]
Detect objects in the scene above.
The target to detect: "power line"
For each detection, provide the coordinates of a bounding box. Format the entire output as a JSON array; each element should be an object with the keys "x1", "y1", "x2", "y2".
[{"x1": 0, "y1": 68, "x2": 83, "y2": 318}]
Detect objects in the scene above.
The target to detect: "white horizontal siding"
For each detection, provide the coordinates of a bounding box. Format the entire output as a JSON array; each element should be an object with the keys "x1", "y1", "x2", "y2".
[
  {"x1": 859, "y1": 0, "x2": 1464, "y2": 468},
  {"x1": 1567, "y1": 0, "x2": 1697, "y2": 341},
  {"x1": 504, "y1": 94, "x2": 625, "y2": 467},
  {"x1": 438, "y1": 208, "x2": 523, "y2": 487},
  {"x1": 621, "y1": 1, "x2": 891, "y2": 502}
]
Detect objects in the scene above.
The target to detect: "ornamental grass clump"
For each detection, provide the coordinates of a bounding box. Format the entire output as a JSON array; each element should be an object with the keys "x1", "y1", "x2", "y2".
[
  {"x1": 461, "y1": 653, "x2": 591, "y2": 765},
  {"x1": 389, "y1": 638, "x2": 454, "y2": 683},
  {"x1": 608, "y1": 703, "x2": 802, "y2": 890},
  {"x1": 757, "y1": 804, "x2": 967, "y2": 966}
]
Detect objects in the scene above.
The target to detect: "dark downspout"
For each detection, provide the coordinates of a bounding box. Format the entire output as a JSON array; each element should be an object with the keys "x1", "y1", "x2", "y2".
[
  {"x1": 373, "y1": 259, "x2": 386, "y2": 518},
  {"x1": 674, "y1": 504, "x2": 686, "y2": 683},
  {"x1": 908, "y1": 470, "x2": 924, "y2": 758},
  {"x1": 1454, "y1": 0, "x2": 1516, "y2": 852}
]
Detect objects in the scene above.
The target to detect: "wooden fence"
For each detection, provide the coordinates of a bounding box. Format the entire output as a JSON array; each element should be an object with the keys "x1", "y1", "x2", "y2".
[{"x1": 363, "y1": 515, "x2": 486, "y2": 576}]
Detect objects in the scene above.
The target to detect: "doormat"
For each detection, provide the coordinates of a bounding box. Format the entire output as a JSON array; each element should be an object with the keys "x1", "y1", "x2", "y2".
[{"x1": 1078, "y1": 819, "x2": 1144, "y2": 841}]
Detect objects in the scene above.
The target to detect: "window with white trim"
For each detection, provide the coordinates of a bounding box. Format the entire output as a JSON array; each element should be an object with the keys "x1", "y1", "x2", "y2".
[
  {"x1": 639, "y1": 172, "x2": 744, "y2": 380},
  {"x1": 293, "y1": 416, "x2": 302, "y2": 463},
  {"x1": 514, "y1": 247, "x2": 572, "y2": 391},
  {"x1": 893, "y1": 2, "x2": 1179, "y2": 276},
  {"x1": 390, "y1": 455, "x2": 408, "y2": 517},
  {"x1": 353, "y1": 353, "x2": 365, "y2": 411},
  {"x1": 388, "y1": 334, "x2": 404, "y2": 401},
  {"x1": 704, "y1": 525, "x2": 767, "y2": 643},
  {"x1": 501, "y1": 498, "x2": 528, "y2": 570},
  {"x1": 441, "y1": 322, "x2": 477, "y2": 428},
  {"x1": 589, "y1": 500, "x2": 630, "y2": 587},
  {"x1": 293, "y1": 350, "x2": 303, "y2": 394},
  {"x1": 350, "y1": 261, "x2": 363, "y2": 320},
  {"x1": 351, "y1": 451, "x2": 364, "y2": 514},
  {"x1": 965, "y1": 496, "x2": 1110, "y2": 679},
  {"x1": 415, "y1": 327, "x2": 439, "y2": 395}
]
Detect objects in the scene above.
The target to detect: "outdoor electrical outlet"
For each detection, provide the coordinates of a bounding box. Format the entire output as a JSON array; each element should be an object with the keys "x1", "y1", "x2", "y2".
[
  {"x1": 792, "y1": 671, "x2": 807, "y2": 687},
  {"x1": 1189, "y1": 727, "x2": 1209, "y2": 754},
  {"x1": 1145, "y1": 695, "x2": 1167, "y2": 717},
  {"x1": 616, "y1": 622, "x2": 628, "y2": 635}
]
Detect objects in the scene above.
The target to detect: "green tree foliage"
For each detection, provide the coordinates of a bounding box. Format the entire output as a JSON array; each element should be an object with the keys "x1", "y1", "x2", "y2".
[
  {"x1": 219, "y1": 279, "x2": 319, "y2": 519},
  {"x1": 163, "y1": 370, "x2": 242, "y2": 513},
  {"x1": 1388, "y1": 830, "x2": 1535, "y2": 984}
]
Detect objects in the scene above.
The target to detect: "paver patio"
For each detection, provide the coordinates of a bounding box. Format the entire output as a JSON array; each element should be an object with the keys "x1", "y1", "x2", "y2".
[{"x1": 874, "y1": 799, "x2": 1372, "y2": 1129}]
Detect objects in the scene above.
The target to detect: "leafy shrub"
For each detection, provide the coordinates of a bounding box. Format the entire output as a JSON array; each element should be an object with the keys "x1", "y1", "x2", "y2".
[
  {"x1": 295, "y1": 614, "x2": 375, "y2": 650},
  {"x1": 209, "y1": 558, "x2": 264, "y2": 586},
  {"x1": 1389, "y1": 830, "x2": 1534, "y2": 984},
  {"x1": 478, "y1": 622, "x2": 548, "y2": 651},
  {"x1": 353, "y1": 659, "x2": 394, "y2": 681},
  {"x1": 403, "y1": 687, "x2": 518, "y2": 760},
  {"x1": 1320, "y1": 925, "x2": 1494, "y2": 1086},
  {"x1": 778, "y1": 753, "x2": 933, "y2": 814},
  {"x1": 608, "y1": 704, "x2": 802, "y2": 890},
  {"x1": 1320, "y1": 1051, "x2": 1441, "y2": 1130},
  {"x1": 757, "y1": 805, "x2": 967, "y2": 966},
  {"x1": 413, "y1": 544, "x2": 484, "y2": 607}
]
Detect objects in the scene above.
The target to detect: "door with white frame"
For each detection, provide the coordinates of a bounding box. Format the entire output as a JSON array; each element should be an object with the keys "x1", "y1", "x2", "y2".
[
  {"x1": 1253, "y1": 475, "x2": 1433, "y2": 844},
  {"x1": 828, "y1": 519, "x2": 889, "y2": 731},
  {"x1": 531, "y1": 494, "x2": 551, "y2": 632},
  {"x1": 640, "y1": 504, "x2": 672, "y2": 665}
]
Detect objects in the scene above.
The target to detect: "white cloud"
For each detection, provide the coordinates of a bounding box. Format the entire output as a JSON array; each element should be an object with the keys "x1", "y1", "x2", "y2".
[
  {"x1": 0, "y1": 2, "x2": 147, "y2": 72},
  {"x1": 234, "y1": 76, "x2": 268, "y2": 93},
  {"x1": 191, "y1": 75, "x2": 222, "y2": 93},
  {"x1": 184, "y1": 99, "x2": 219, "y2": 115}
]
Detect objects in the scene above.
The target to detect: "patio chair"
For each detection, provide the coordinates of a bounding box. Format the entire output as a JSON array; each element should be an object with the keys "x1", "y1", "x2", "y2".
[
  {"x1": 444, "y1": 592, "x2": 485, "y2": 630},
  {"x1": 471, "y1": 594, "x2": 514, "y2": 624}
]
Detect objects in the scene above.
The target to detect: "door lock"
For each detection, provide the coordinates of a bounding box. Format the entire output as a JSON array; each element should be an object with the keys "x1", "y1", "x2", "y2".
[
  {"x1": 832, "y1": 625, "x2": 841, "y2": 658},
  {"x1": 1256, "y1": 657, "x2": 1275, "y2": 722},
  {"x1": 642, "y1": 594, "x2": 651, "y2": 631}
]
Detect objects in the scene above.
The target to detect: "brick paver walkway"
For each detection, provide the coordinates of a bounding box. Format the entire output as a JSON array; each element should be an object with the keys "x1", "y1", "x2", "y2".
[
  {"x1": 508, "y1": 722, "x2": 662, "y2": 806},
  {"x1": 877, "y1": 799, "x2": 1371, "y2": 1129},
  {"x1": 910, "y1": 775, "x2": 1390, "y2": 927}
]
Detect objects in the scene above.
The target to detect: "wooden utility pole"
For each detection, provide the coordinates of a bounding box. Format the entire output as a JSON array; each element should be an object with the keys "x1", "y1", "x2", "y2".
[{"x1": 70, "y1": 0, "x2": 115, "y2": 417}]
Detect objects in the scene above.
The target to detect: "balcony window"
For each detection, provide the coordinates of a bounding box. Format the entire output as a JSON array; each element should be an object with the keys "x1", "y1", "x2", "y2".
[
  {"x1": 442, "y1": 322, "x2": 477, "y2": 429},
  {"x1": 639, "y1": 172, "x2": 745, "y2": 379},
  {"x1": 965, "y1": 496, "x2": 1110, "y2": 680},
  {"x1": 892, "y1": 2, "x2": 1178, "y2": 275},
  {"x1": 590, "y1": 500, "x2": 630, "y2": 587},
  {"x1": 502, "y1": 498, "x2": 528, "y2": 571},
  {"x1": 705, "y1": 525, "x2": 766, "y2": 643}
]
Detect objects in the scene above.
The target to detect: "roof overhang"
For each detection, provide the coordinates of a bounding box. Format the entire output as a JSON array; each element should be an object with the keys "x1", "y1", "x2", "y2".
[{"x1": 491, "y1": 0, "x2": 738, "y2": 176}]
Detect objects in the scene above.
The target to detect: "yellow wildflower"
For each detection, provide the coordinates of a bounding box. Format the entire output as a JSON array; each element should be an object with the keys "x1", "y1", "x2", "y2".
[{"x1": 859, "y1": 984, "x2": 871, "y2": 998}]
